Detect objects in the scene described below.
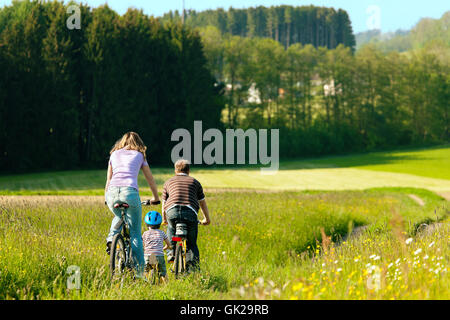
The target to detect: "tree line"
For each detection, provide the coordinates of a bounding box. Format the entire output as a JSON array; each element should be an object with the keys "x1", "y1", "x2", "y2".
[
  {"x1": 0, "y1": 0, "x2": 223, "y2": 172},
  {"x1": 200, "y1": 27, "x2": 449, "y2": 158},
  {"x1": 0, "y1": 1, "x2": 448, "y2": 172},
  {"x1": 161, "y1": 5, "x2": 356, "y2": 51}
]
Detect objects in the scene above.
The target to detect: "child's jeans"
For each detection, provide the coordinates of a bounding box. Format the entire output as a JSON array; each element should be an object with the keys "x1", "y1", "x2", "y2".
[{"x1": 106, "y1": 186, "x2": 145, "y2": 276}]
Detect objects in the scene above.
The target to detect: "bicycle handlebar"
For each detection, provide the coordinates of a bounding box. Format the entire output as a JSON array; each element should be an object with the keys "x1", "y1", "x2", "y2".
[
  {"x1": 104, "y1": 200, "x2": 161, "y2": 206},
  {"x1": 141, "y1": 200, "x2": 161, "y2": 206}
]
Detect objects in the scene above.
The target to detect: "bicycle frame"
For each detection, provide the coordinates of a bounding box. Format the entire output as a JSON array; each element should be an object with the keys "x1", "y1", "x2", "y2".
[
  {"x1": 118, "y1": 207, "x2": 133, "y2": 269},
  {"x1": 145, "y1": 254, "x2": 161, "y2": 284},
  {"x1": 108, "y1": 199, "x2": 160, "y2": 278},
  {"x1": 172, "y1": 235, "x2": 187, "y2": 273},
  {"x1": 171, "y1": 220, "x2": 201, "y2": 277}
]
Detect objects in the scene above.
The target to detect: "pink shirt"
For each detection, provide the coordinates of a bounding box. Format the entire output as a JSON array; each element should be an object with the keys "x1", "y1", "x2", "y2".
[{"x1": 108, "y1": 149, "x2": 148, "y2": 191}]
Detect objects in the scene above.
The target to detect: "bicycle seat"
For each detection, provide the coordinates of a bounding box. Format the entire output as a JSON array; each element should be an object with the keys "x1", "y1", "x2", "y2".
[
  {"x1": 175, "y1": 223, "x2": 188, "y2": 236},
  {"x1": 114, "y1": 202, "x2": 129, "y2": 209}
]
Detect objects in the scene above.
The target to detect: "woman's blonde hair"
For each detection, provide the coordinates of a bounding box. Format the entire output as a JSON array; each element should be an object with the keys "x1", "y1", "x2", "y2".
[{"x1": 110, "y1": 132, "x2": 147, "y2": 158}]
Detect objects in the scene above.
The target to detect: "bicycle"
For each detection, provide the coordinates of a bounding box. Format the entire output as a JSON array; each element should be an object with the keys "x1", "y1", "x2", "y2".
[
  {"x1": 170, "y1": 221, "x2": 201, "y2": 279},
  {"x1": 109, "y1": 199, "x2": 160, "y2": 279},
  {"x1": 144, "y1": 253, "x2": 162, "y2": 285}
]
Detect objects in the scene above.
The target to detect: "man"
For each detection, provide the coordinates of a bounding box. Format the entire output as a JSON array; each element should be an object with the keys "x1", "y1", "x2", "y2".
[{"x1": 162, "y1": 159, "x2": 211, "y2": 271}]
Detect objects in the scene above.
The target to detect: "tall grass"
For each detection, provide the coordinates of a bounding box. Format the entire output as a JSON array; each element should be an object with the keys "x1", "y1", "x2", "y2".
[{"x1": 0, "y1": 188, "x2": 447, "y2": 299}]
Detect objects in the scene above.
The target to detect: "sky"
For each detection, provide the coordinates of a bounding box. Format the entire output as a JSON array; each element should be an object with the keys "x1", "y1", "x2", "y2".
[{"x1": 1, "y1": 0, "x2": 448, "y2": 33}]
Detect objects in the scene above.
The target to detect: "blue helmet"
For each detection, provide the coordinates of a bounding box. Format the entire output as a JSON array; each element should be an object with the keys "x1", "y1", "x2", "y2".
[{"x1": 145, "y1": 211, "x2": 162, "y2": 226}]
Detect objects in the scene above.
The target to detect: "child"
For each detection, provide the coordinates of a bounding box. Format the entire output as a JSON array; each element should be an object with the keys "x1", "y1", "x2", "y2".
[{"x1": 142, "y1": 211, "x2": 171, "y2": 283}]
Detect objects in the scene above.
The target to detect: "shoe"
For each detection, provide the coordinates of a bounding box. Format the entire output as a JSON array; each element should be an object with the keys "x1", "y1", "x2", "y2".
[{"x1": 106, "y1": 241, "x2": 111, "y2": 255}]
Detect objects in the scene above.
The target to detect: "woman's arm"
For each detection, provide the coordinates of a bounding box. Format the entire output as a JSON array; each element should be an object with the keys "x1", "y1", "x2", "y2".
[
  {"x1": 142, "y1": 165, "x2": 160, "y2": 202},
  {"x1": 105, "y1": 163, "x2": 113, "y2": 198}
]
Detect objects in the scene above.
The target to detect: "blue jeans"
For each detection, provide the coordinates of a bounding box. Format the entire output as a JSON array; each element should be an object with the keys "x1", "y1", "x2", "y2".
[{"x1": 106, "y1": 186, "x2": 145, "y2": 275}]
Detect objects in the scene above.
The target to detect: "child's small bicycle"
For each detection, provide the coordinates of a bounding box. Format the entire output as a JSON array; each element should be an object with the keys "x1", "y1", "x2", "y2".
[
  {"x1": 109, "y1": 199, "x2": 159, "y2": 279},
  {"x1": 144, "y1": 253, "x2": 162, "y2": 284}
]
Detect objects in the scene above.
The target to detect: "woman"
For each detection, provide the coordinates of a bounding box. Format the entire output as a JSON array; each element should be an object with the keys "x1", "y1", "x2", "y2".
[{"x1": 105, "y1": 132, "x2": 160, "y2": 278}]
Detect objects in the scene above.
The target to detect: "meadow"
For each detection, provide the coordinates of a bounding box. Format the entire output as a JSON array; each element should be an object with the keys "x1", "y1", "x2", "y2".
[
  {"x1": 0, "y1": 145, "x2": 449, "y2": 300},
  {"x1": 1, "y1": 144, "x2": 450, "y2": 195}
]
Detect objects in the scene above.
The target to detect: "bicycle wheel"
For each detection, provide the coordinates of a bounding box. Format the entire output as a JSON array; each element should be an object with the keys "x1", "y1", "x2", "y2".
[
  {"x1": 110, "y1": 233, "x2": 127, "y2": 277},
  {"x1": 174, "y1": 243, "x2": 185, "y2": 278},
  {"x1": 151, "y1": 265, "x2": 160, "y2": 285}
]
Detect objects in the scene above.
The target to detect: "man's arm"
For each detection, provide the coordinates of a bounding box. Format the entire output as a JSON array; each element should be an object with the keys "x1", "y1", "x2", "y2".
[{"x1": 199, "y1": 199, "x2": 211, "y2": 225}]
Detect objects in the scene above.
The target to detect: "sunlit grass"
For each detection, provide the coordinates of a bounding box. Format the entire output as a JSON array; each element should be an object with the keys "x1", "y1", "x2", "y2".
[
  {"x1": 1, "y1": 145, "x2": 449, "y2": 195},
  {"x1": 293, "y1": 144, "x2": 450, "y2": 180},
  {"x1": 0, "y1": 189, "x2": 447, "y2": 300}
]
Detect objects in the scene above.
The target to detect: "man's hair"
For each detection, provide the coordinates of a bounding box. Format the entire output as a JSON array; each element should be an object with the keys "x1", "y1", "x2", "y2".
[
  {"x1": 150, "y1": 224, "x2": 161, "y2": 229},
  {"x1": 175, "y1": 159, "x2": 190, "y2": 174}
]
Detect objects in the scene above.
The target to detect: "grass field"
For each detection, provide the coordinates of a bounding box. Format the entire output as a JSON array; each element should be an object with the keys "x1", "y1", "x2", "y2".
[
  {"x1": 1, "y1": 145, "x2": 450, "y2": 195},
  {"x1": 0, "y1": 190, "x2": 448, "y2": 300},
  {"x1": 0, "y1": 145, "x2": 449, "y2": 300}
]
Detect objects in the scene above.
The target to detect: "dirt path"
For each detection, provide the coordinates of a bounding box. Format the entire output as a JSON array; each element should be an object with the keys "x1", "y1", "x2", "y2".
[
  {"x1": 408, "y1": 194, "x2": 425, "y2": 206},
  {"x1": 437, "y1": 192, "x2": 450, "y2": 201},
  {"x1": 0, "y1": 195, "x2": 104, "y2": 206}
]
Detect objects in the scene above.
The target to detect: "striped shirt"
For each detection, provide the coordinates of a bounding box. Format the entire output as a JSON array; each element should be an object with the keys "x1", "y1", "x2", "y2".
[
  {"x1": 162, "y1": 174, "x2": 205, "y2": 214},
  {"x1": 142, "y1": 229, "x2": 168, "y2": 256}
]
